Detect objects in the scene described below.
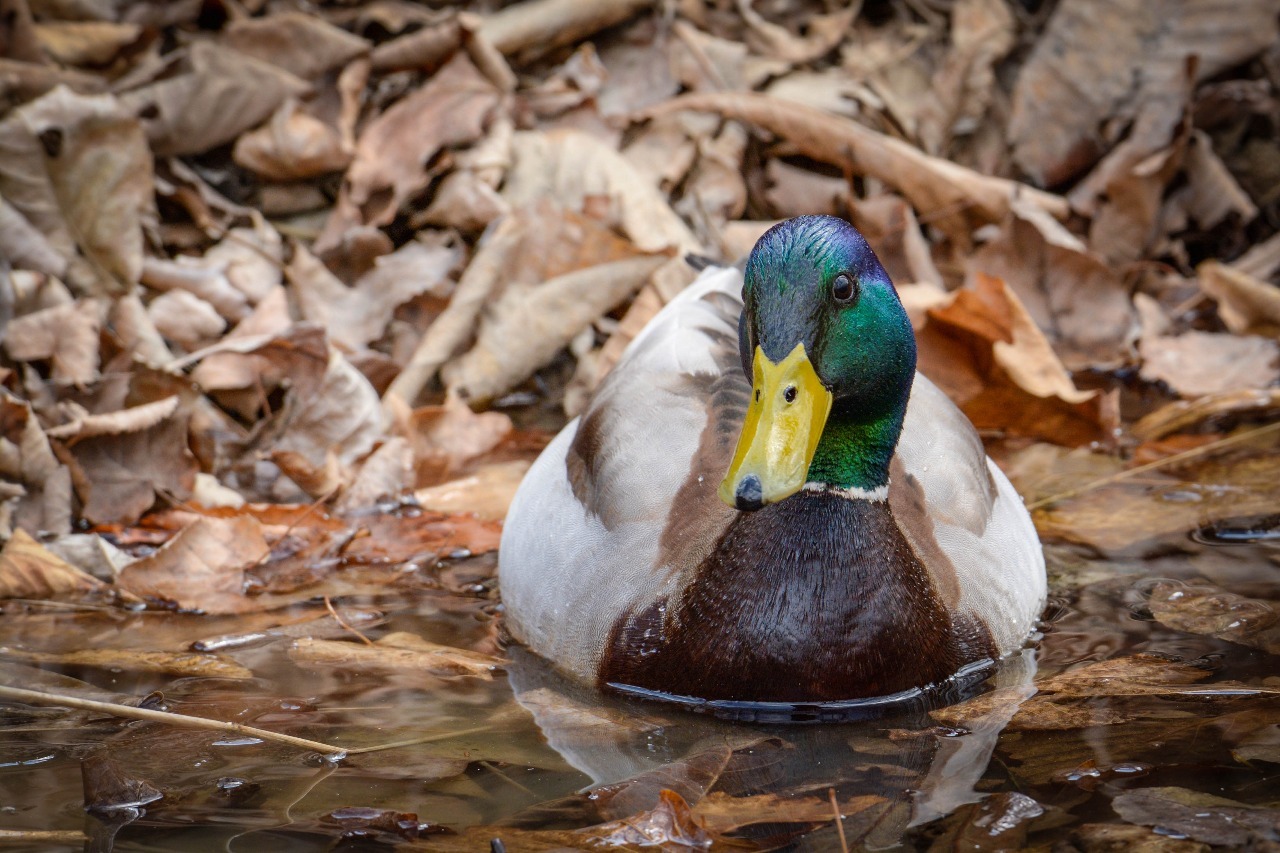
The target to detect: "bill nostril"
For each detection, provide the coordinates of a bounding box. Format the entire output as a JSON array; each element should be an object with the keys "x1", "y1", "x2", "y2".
[{"x1": 735, "y1": 474, "x2": 764, "y2": 511}]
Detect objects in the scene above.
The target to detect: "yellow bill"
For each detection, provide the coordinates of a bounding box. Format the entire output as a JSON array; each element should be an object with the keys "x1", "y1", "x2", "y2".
[{"x1": 719, "y1": 342, "x2": 833, "y2": 510}]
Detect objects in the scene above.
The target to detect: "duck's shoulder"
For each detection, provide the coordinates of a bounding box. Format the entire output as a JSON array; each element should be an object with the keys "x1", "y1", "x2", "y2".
[
  {"x1": 499, "y1": 265, "x2": 749, "y2": 680},
  {"x1": 565, "y1": 265, "x2": 747, "y2": 532},
  {"x1": 893, "y1": 376, "x2": 1046, "y2": 655}
]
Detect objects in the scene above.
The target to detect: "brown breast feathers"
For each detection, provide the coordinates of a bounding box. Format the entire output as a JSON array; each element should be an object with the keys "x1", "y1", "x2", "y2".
[{"x1": 599, "y1": 490, "x2": 996, "y2": 703}]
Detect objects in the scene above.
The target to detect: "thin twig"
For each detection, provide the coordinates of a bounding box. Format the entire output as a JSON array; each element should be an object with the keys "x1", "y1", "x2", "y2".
[
  {"x1": 1026, "y1": 421, "x2": 1280, "y2": 511},
  {"x1": 342, "y1": 724, "x2": 497, "y2": 755},
  {"x1": 829, "y1": 788, "x2": 849, "y2": 853},
  {"x1": 0, "y1": 685, "x2": 347, "y2": 760},
  {"x1": 0, "y1": 830, "x2": 87, "y2": 844},
  {"x1": 325, "y1": 596, "x2": 374, "y2": 646},
  {"x1": 481, "y1": 760, "x2": 537, "y2": 796}
]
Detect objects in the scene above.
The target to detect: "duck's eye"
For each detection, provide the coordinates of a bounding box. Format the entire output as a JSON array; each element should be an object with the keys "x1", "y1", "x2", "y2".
[{"x1": 832, "y1": 272, "x2": 857, "y2": 303}]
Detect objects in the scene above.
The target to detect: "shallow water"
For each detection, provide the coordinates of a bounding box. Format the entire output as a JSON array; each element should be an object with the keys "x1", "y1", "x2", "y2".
[{"x1": 2, "y1": 487, "x2": 1279, "y2": 849}]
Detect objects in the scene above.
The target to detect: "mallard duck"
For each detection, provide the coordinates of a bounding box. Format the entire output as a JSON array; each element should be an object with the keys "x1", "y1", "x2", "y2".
[{"x1": 499, "y1": 215, "x2": 1046, "y2": 707}]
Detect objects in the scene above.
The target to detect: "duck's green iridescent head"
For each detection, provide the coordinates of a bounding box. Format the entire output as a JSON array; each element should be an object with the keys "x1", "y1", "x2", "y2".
[{"x1": 719, "y1": 215, "x2": 916, "y2": 510}]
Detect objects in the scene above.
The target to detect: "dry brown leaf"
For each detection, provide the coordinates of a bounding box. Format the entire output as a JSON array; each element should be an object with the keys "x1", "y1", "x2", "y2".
[
  {"x1": 146, "y1": 289, "x2": 225, "y2": 348},
  {"x1": 0, "y1": 528, "x2": 103, "y2": 599},
  {"x1": 269, "y1": 449, "x2": 345, "y2": 500},
  {"x1": 765, "y1": 159, "x2": 849, "y2": 220},
  {"x1": 342, "y1": 510, "x2": 503, "y2": 562},
  {"x1": 186, "y1": 287, "x2": 292, "y2": 396},
  {"x1": 1198, "y1": 261, "x2": 1280, "y2": 337},
  {"x1": 414, "y1": 460, "x2": 529, "y2": 521},
  {"x1": 220, "y1": 12, "x2": 369, "y2": 81},
  {"x1": 674, "y1": 121, "x2": 748, "y2": 230},
  {"x1": 289, "y1": 631, "x2": 503, "y2": 679},
  {"x1": 1137, "y1": 294, "x2": 1280, "y2": 397},
  {"x1": 407, "y1": 392, "x2": 512, "y2": 484},
  {"x1": 1178, "y1": 130, "x2": 1258, "y2": 229},
  {"x1": 46, "y1": 395, "x2": 179, "y2": 441},
  {"x1": 502, "y1": 128, "x2": 702, "y2": 254},
  {"x1": 443, "y1": 253, "x2": 668, "y2": 404},
  {"x1": 0, "y1": 193, "x2": 67, "y2": 278},
  {"x1": 1, "y1": 86, "x2": 153, "y2": 293},
  {"x1": 3, "y1": 298, "x2": 100, "y2": 384},
  {"x1": 736, "y1": 0, "x2": 857, "y2": 64},
  {"x1": 68, "y1": 404, "x2": 197, "y2": 525},
  {"x1": 43, "y1": 532, "x2": 132, "y2": 582},
  {"x1": 850, "y1": 194, "x2": 942, "y2": 289},
  {"x1": 477, "y1": 0, "x2": 654, "y2": 60},
  {"x1": 387, "y1": 200, "x2": 653, "y2": 407},
  {"x1": 1008, "y1": 0, "x2": 1278, "y2": 186},
  {"x1": 968, "y1": 200, "x2": 1135, "y2": 369},
  {"x1": 232, "y1": 98, "x2": 352, "y2": 182},
  {"x1": 1149, "y1": 333, "x2": 1276, "y2": 402},
  {"x1": 918, "y1": 0, "x2": 1015, "y2": 155},
  {"x1": 643, "y1": 92, "x2": 1069, "y2": 243},
  {"x1": 917, "y1": 274, "x2": 1116, "y2": 446},
  {"x1": 140, "y1": 258, "x2": 250, "y2": 322},
  {"x1": 0, "y1": 645, "x2": 251, "y2": 679},
  {"x1": 369, "y1": 17, "x2": 463, "y2": 74},
  {"x1": 117, "y1": 514, "x2": 269, "y2": 614},
  {"x1": 288, "y1": 238, "x2": 461, "y2": 353},
  {"x1": 670, "y1": 19, "x2": 787, "y2": 94},
  {"x1": 198, "y1": 225, "x2": 285, "y2": 305},
  {"x1": 0, "y1": 394, "x2": 72, "y2": 538},
  {"x1": 117, "y1": 41, "x2": 309, "y2": 157},
  {"x1": 270, "y1": 348, "x2": 386, "y2": 470},
  {"x1": 336, "y1": 436, "x2": 413, "y2": 512},
  {"x1": 33, "y1": 21, "x2": 142, "y2": 66},
  {"x1": 1131, "y1": 388, "x2": 1280, "y2": 441},
  {"x1": 315, "y1": 52, "x2": 500, "y2": 254}
]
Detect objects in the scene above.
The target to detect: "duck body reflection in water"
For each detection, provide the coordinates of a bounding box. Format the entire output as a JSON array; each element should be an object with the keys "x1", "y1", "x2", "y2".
[{"x1": 504, "y1": 646, "x2": 1038, "y2": 847}]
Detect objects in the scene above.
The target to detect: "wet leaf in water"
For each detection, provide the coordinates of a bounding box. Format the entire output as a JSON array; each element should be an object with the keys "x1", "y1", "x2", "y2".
[
  {"x1": 289, "y1": 631, "x2": 504, "y2": 679},
  {"x1": 1067, "y1": 822, "x2": 1212, "y2": 852},
  {"x1": 1036, "y1": 454, "x2": 1280, "y2": 553},
  {"x1": 583, "y1": 788, "x2": 718, "y2": 849},
  {"x1": 81, "y1": 751, "x2": 162, "y2": 813},
  {"x1": 910, "y1": 791, "x2": 1055, "y2": 852},
  {"x1": 0, "y1": 646, "x2": 252, "y2": 679},
  {"x1": 1111, "y1": 787, "x2": 1280, "y2": 848},
  {"x1": 503, "y1": 740, "x2": 735, "y2": 827},
  {"x1": 1148, "y1": 580, "x2": 1280, "y2": 654}
]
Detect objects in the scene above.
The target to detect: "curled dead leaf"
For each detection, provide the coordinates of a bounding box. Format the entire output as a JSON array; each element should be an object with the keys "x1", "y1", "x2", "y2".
[
  {"x1": 316, "y1": 52, "x2": 500, "y2": 254},
  {"x1": 0, "y1": 529, "x2": 104, "y2": 600},
  {"x1": 117, "y1": 515, "x2": 269, "y2": 614},
  {"x1": 117, "y1": 41, "x2": 309, "y2": 157},
  {"x1": 918, "y1": 273, "x2": 1117, "y2": 446}
]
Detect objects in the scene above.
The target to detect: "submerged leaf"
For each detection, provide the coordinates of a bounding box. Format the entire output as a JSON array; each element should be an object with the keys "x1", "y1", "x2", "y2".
[{"x1": 290, "y1": 632, "x2": 503, "y2": 679}]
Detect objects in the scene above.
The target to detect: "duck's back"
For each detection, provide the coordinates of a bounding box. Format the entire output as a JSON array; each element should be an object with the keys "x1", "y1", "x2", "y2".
[{"x1": 498, "y1": 266, "x2": 1045, "y2": 691}]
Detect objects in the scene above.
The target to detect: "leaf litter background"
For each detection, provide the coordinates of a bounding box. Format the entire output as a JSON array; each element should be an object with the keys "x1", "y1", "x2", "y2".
[{"x1": 1, "y1": 0, "x2": 1280, "y2": 849}]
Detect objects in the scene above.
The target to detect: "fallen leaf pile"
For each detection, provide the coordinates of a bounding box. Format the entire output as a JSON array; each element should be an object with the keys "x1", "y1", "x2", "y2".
[{"x1": 1, "y1": 0, "x2": 1279, "y2": 848}]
